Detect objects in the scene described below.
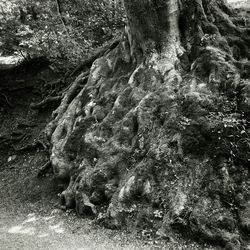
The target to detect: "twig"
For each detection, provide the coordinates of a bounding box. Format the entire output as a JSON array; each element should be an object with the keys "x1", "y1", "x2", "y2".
[
  {"x1": 0, "y1": 86, "x2": 33, "y2": 92},
  {"x1": 13, "y1": 139, "x2": 48, "y2": 152},
  {"x1": 0, "y1": 133, "x2": 27, "y2": 146},
  {"x1": 0, "y1": 92, "x2": 14, "y2": 108},
  {"x1": 44, "y1": 79, "x2": 62, "y2": 88},
  {"x1": 37, "y1": 161, "x2": 52, "y2": 177},
  {"x1": 30, "y1": 96, "x2": 62, "y2": 110},
  {"x1": 16, "y1": 122, "x2": 36, "y2": 128}
]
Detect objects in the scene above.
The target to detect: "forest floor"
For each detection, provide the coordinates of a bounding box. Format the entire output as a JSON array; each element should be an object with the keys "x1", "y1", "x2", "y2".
[
  {"x1": 0, "y1": 58, "x2": 221, "y2": 250},
  {"x1": 1, "y1": 2, "x2": 249, "y2": 249},
  {"x1": 0, "y1": 150, "x2": 218, "y2": 250},
  {"x1": 0, "y1": 151, "x2": 220, "y2": 250}
]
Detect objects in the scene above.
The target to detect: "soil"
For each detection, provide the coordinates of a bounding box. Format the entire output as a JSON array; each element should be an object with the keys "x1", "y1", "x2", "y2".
[
  {"x1": 0, "y1": 152, "x2": 219, "y2": 250},
  {"x1": 0, "y1": 58, "x2": 220, "y2": 250}
]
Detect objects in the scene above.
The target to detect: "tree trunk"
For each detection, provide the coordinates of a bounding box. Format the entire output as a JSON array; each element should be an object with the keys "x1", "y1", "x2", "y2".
[
  {"x1": 45, "y1": 0, "x2": 250, "y2": 248},
  {"x1": 124, "y1": 0, "x2": 180, "y2": 57}
]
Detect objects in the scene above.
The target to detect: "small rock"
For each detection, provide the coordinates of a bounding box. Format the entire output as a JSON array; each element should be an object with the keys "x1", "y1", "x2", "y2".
[
  {"x1": 51, "y1": 208, "x2": 64, "y2": 216},
  {"x1": 8, "y1": 155, "x2": 17, "y2": 162}
]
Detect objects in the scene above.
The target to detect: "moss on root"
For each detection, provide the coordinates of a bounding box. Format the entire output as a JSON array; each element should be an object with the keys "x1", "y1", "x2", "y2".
[{"x1": 45, "y1": 0, "x2": 250, "y2": 248}]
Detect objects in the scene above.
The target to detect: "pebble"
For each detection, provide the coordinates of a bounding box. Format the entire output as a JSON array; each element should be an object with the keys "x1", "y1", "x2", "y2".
[
  {"x1": 8, "y1": 155, "x2": 17, "y2": 162},
  {"x1": 51, "y1": 208, "x2": 64, "y2": 216}
]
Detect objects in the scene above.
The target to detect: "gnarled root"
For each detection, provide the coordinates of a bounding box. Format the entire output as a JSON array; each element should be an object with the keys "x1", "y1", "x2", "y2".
[
  {"x1": 45, "y1": 2, "x2": 250, "y2": 248},
  {"x1": 30, "y1": 96, "x2": 62, "y2": 110}
]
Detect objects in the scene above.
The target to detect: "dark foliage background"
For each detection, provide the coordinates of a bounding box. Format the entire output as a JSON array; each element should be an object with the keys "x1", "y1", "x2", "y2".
[{"x1": 0, "y1": 0, "x2": 125, "y2": 65}]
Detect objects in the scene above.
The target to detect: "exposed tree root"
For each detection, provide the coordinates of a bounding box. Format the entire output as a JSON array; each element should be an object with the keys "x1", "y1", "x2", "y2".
[
  {"x1": 0, "y1": 85, "x2": 33, "y2": 93},
  {"x1": 67, "y1": 39, "x2": 120, "y2": 78},
  {"x1": 45, "y1": 71, "x2": 90, "y2": 138},
  {"x1": 16, "y1": 122, "x2": 36, "y2": 128},
  {"x1": 61, "y1": 70, "x2": 89, "y2": 95},
  {"x1": 0, "y1": 133, "x2": 27, "y2": 146},
  {"x1": 13, "y1": 139, "x2": 49, "y2": 152},
  {"x1": 44, "y1": 0, "x2": 250, "y2": 248},
  {"x1": 30, "y1": 96, "x2": 62, "y2": 110}
]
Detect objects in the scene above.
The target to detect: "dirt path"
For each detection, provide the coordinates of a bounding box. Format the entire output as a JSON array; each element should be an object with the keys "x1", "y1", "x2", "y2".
[
  {"x1": 0, "y1": 153, "x2": 217, "y2": 250},
  {"x1": 0, "y1": 205, "x2": 148, "y2": 250},
  {"x1": 0, "y1": 151, "x2": 151, "y2": 250},
  {"x1": 0, "y1": 149, "x2": 221, "y2": 250}
]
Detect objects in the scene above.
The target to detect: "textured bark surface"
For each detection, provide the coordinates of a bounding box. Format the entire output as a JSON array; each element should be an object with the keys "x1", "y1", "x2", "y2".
[
  {"x1": 45, "y1": 0, "x2": 250, "y2": 248},
  {"x1": 124, "y1": 0, "x2": 180, "y2": 58}
]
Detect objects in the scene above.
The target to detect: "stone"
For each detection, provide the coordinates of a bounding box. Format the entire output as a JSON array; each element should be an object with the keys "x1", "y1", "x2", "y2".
[
  {"x1": 51, "y1": 208, "x2": 64, "y2": 216},
  {"x1": 7, "y1": 155, "x2": 17, "y2": 162}
]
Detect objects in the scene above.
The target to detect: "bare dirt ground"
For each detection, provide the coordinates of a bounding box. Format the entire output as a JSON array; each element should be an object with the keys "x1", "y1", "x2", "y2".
[
  {"x1": 0, "y1": 156, "x2": 152, "y2": 250},
  {"x1": 0, "y1": 148, "x2": 218, "y2": 250}
]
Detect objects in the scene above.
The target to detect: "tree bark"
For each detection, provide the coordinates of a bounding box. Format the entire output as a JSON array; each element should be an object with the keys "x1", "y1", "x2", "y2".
[{"x1": 124, "y1": 0, "x2": 180, "y2": 58}]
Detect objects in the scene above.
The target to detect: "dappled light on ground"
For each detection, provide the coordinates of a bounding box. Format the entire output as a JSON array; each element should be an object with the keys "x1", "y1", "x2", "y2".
[{"x1": 7, "y1": 213, "x2": 64, "y2": 237}]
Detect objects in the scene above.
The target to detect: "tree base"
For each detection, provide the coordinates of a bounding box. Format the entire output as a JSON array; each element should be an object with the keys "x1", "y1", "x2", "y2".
[{"x1": 45, "y1": 1, "x2": 250, "y2": 248}]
